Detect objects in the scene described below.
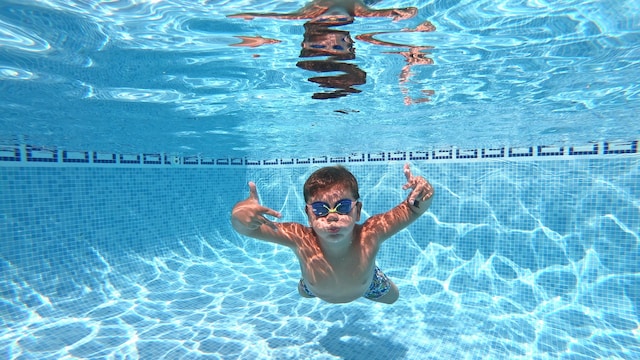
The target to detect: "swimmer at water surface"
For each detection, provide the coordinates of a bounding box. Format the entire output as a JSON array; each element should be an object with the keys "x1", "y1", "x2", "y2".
[{"x1": 227, "y1": 0, "x2": 417, "y2": 24}]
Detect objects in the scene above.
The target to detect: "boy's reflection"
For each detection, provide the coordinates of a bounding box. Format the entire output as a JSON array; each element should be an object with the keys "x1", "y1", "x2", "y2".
[
  {"x1": 357, "y1": 21, "x2": 436, "y2": 104},
  {"x1": 297, "y1": 22, "x2": 365, "y2": 99},
  {"x1": 228, "y1": 0, "x2": 432, "y2": 101}
]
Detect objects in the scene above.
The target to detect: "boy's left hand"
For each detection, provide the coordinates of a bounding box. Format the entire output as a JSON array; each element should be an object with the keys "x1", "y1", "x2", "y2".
[{"x1": 402, "y1": 163, "x2": 434, "y2": 210}]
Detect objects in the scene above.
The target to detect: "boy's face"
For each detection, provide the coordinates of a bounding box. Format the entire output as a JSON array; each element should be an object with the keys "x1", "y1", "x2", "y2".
[{"x1": 305, "y1": 185, "x2": 361, "y2": 241}]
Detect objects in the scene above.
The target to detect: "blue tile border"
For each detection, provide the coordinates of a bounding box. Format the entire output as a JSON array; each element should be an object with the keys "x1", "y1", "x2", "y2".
[
  {"x1": 433, "y1": 149, "x2": 453, "y2": 160},
  {"x1": 409, "y1": 151, "x2": 429, "y2": 161},
  {"x1": 63, "y1": 150, "x2": 90, "y2": 163},
  {"x1": 94, "y1": 152, "x2": 117, "y2": 164},
  {"x1": 0, "y1": 140, "x2": 637, "y2": 168},
  {"x1": 604, "y1": 141, "x2": 637, "y2": 154},
  {"x1": 569, "y1": 143, "x2": 599, "y2": 156},
  {"x1": 456, "y1": 149, "x2": 478, "y2": 159},
  {"x1": 120, "y1": 154, "x2": 141, "y2": 164},
  {"x1": 26, "y1": 146, "x2": 58, "y2": 162},
  {"x1": 509, "y1": 146, "x2": 534, "y2": 157},
  {"x1": 143, "y1": 154, "x2": 162, "y2": 165},
  {"x1": 0, "y1": 146, "x2": 21, "y2": 162},
  {"x1": 482, "y1": 148, "x2": 504, "y2": 158},
  {"x1": 538, "y1": 145, "x2": 564, "y2": 157}
]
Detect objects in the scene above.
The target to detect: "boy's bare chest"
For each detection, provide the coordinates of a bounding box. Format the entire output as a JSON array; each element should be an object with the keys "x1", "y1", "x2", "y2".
[{"x1": 296, "y1": 235, "x2": 378, "y2": 284}]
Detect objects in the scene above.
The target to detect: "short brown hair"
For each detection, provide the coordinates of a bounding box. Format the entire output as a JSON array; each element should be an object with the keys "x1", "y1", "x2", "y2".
[{"x1": 303, "y1": 165, "x2": 360, "y2": 203}]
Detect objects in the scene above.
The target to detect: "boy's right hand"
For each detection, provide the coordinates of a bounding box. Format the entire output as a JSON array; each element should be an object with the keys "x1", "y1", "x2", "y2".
[{"x1": 231, "y1": 182, "x2": 281, "y2": 231}]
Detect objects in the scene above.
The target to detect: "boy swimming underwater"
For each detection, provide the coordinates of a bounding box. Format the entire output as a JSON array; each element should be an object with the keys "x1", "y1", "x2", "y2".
[{"x1": 231, "y1": 164, "x2": 434, "y2": 304}]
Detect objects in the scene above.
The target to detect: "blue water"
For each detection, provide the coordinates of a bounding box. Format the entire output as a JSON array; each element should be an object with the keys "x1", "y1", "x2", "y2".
[
  {"x1": 1, "y1": 151, "x2": 639, "y2": 359},
  {"x1": 0, "y1": 0, "x2": 638, "y2": 157},
  {"x1": 1, "y1": 0, "x2": 639, "y2": 359}
]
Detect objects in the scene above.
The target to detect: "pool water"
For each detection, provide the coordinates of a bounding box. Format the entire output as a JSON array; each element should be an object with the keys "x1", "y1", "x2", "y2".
[
  {"x1": 1, "y1": 0, "x2": 638, "y2": 156},
  {"x1": 2, "y1": 149, "x2": 639, "y2": 359},
  {"x1": 1, "y1": 0, "x2": 639, "y2": 359}
]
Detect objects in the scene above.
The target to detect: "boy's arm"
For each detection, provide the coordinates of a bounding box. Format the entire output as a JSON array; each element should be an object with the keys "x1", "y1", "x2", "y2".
[
  {"x1": 364, "y1": 164, "x2": 434, "y2": 243},
  {"x1": 227, "y1": 12, "x2": 307, "y2": 21},
  {"x1": 227, "y1": 3, "x2": 332, "y2": 21},
  {"x1": 353, "y1": 4, "x2": 417, "y2": 21},
  {"x1": 231, "y1": 182, "x2": 301, "y2": 248}
]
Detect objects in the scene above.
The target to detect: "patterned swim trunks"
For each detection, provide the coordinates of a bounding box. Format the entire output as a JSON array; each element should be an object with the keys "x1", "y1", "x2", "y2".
[{"x1": 299, "y1": 266, "x2": 391, "y2": 300}]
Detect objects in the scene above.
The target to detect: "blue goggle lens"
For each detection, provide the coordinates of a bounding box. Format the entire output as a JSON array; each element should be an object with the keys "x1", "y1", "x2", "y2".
[{"x1": 310, "y1": 199, "x2": 356, "y2": 217}]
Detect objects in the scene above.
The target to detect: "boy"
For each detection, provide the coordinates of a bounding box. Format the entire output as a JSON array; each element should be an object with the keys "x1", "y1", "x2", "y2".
[{"x1": 231, "y1": 164, "x2": 433, "y2": 304}]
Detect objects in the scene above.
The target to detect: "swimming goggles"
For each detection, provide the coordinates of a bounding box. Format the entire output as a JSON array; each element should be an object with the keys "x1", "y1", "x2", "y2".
[{"x1": 309, "y1": 199, "x2": 358, "y2": 217}]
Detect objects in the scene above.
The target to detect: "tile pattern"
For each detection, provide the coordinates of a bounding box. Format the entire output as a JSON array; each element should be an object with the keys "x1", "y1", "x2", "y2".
[
  {"x1": 0, "y1": 140, "x2": 637, "y2": 168},
  {"x1": 1, "y1": 153, "x2": 639, "y2": 359}
]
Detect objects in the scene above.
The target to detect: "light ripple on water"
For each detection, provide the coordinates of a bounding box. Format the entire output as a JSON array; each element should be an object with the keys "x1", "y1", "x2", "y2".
[
  {"x1": 0, "y1": 0, "x2": 637, "y2": 156},
  {"x1": 2, "y1": 196, "x2": 639, "y2": 359},
  {"x1": 0, "y1": 66, "x2": 36, "y2": 81},
  {"x1": 0, "y1": 19, "x2": 50, "y2": 53}
]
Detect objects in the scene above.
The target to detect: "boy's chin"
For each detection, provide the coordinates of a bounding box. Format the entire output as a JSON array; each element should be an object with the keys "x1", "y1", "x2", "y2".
[{"x1": 318, "y1": 230, "x2": 351, "y2": 243}]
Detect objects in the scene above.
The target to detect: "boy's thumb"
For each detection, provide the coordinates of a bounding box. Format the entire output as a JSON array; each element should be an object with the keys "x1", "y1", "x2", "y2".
[{"x1": 248, "y1": 182, "x2": 259, "y2": 200}]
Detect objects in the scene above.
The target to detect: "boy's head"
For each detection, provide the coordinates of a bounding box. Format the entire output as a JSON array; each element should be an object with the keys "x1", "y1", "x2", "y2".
[{"x1": 303, "y1": 165, "x2": 360, "y2": 203}]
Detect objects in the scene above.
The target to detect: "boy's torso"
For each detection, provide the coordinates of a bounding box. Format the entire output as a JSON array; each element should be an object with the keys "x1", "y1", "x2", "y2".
[{"x1": 291, "y1": 223, "x2": 381, "y2": 303}]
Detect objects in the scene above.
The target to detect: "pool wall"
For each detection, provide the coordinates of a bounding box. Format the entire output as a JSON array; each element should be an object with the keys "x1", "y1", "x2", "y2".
[{"x1": 1, "y1": 141, "x2": 639, "y2": 359}]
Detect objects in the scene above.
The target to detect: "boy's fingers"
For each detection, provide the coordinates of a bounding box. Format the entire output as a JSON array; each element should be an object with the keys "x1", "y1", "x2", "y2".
[
  {"x1": 248, "y1": 181, "x2": 259, "y2": 200},
  {"x1": 403, "y1": 163, "x2": 412, "y2": 181},
  {"x1": 246, "y1": 182, "x2": 281, "y2": 217},
  {"x1": 253, "y1": 213, "x2": 279, "y2": 231},
  {"x1": 402, "y1": 164, "x2": 414, "y2": 190},
  {"x1": 259, "y1": 206, "x2": 281, "y2": 219},
  {"x1": 418, "y1": 182, "x2": 434, "y2": 201},
  {"x1": 261, "y1": 217, "x2": 279, "y2": 231}
]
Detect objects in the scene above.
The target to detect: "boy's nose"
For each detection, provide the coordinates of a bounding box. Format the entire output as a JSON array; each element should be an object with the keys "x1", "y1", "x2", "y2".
[{"x1": 327, "y1": 213, "x2": 339, "y2": 221}]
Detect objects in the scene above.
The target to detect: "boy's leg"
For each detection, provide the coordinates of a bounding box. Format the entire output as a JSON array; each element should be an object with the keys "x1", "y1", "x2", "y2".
[
  {"x1": 298, "y1": 279, "x2": 315, "y2": 298},
  {"x1": 369, "y1": 280, "x2": 399, "y2": 304}
]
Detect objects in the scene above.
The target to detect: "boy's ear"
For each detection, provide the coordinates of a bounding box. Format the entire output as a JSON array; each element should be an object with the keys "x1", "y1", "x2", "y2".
[
  {"x1": 355, "y1": 201, "x2": 362, "y2": 222},
  {"x1": 305, "y1": 205, "x2": 314, "y2": 222}
]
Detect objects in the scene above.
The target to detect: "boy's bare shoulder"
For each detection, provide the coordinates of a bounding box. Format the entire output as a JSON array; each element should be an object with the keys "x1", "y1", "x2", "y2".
[
  {"x1": 352, "y1": 221, "x2": 385, "y2": 253},
  {"x1": 278, "y1": 221, "x2": 312, "y2": 235},
  {"x1": 272, "y1": 222, "x2": 315, "y2": 246},
  {"x1": 360, "y1": 214, "x2": 389, "y2": 238}
]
